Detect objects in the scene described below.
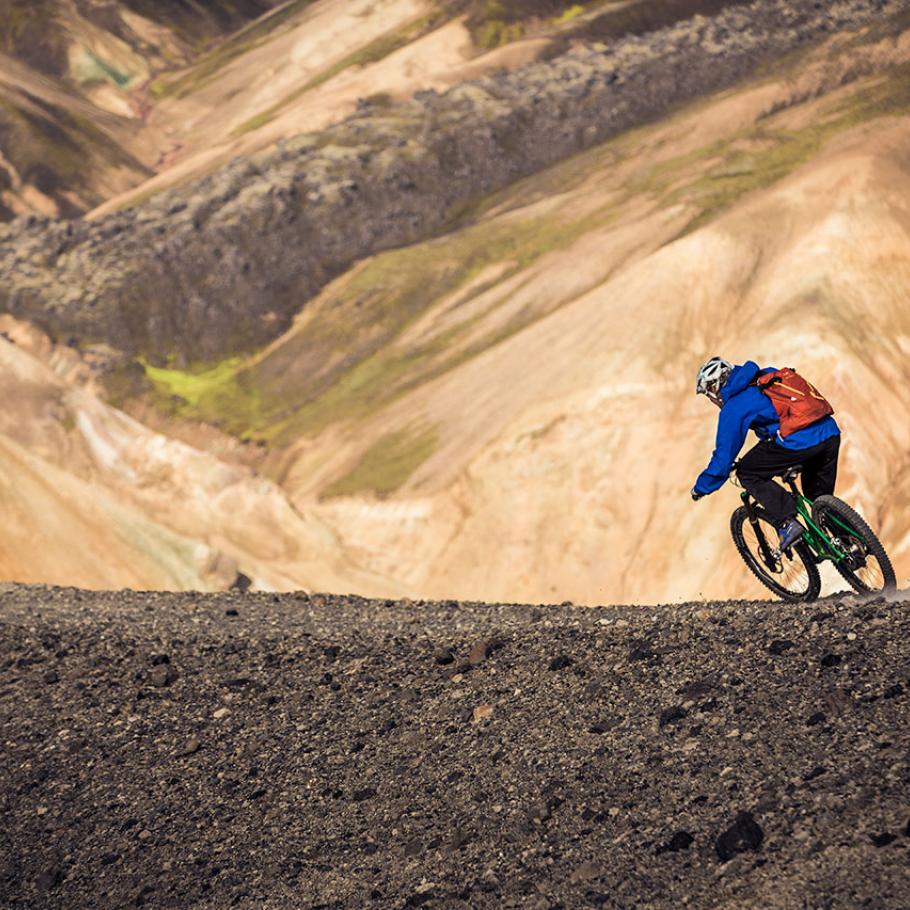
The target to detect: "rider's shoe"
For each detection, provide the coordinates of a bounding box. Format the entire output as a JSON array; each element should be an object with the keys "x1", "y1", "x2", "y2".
[{"x1": 776, "y1": 517, "x2": 803, "y2": 553}]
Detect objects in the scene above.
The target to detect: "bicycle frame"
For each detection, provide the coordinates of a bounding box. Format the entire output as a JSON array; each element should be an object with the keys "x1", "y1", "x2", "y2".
[
  {"x1": 740, "y1": 471, "x2": 854, "y2": 565},
  {"x1": 791, "y1": 494, "x2": 848, "y2": 563}
]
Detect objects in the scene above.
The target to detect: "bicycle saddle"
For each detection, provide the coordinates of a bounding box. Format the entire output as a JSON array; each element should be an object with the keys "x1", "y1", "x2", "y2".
[{"x1": 780, "y1": 465, "x2": 803, "y2": 482}]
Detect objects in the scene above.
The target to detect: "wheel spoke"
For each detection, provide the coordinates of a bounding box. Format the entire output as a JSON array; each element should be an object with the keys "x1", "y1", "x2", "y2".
[
  {"x1": 854, "y1": 558, "x2": 886, "y2": 591},
  {"x1": 740, "y1": 515, "x2": 813, "y2": 595}
]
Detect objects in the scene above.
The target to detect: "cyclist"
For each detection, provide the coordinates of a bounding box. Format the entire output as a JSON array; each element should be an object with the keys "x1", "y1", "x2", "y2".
[{"x1": 691, "y1": 357, "x2": 840, "y2": 552}]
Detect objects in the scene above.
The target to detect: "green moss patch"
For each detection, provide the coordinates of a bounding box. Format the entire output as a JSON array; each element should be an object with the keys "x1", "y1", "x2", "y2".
[
  {"x1": 320, "y1": 424, "x2": 440, "y2": 499},
  {"x1": 474, "y1": 18, "x2": 525, "y2": 49},
  {"x1": 143, "y1": 358, "x2": 245, "y2": 408},
  {"x1": 553, "y1": 5, "x2": 585, "y2": 26},
  {"x1": 464, "y1": 0, "x2": 588, "y2": 30},
  {"x1": 464, "y1": 0, "x2": 573, "y2": 48},
  {"x1": 141, "y1": 357, "x2": 267, "y2": 439}
]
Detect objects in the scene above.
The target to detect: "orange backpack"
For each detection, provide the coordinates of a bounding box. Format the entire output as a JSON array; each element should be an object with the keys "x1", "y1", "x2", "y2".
[{"x1": 753, "y1": 368, "x2": 834, "y2": 438}]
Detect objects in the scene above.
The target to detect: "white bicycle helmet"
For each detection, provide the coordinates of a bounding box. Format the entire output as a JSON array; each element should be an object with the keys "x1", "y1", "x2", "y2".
[{"x1": 695, "y1": 356, "x2": 733, "y2": 405}]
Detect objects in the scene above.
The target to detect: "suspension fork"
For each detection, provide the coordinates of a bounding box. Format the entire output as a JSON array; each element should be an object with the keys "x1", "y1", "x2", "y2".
[{"x1": 741, "y1": 492, "x2": 778, "y2": 568}]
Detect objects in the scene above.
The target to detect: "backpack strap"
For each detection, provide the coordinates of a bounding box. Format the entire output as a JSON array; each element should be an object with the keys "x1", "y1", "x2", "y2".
[{"x1": 748, "y1": 367, "x2": 776, "y2": 390}]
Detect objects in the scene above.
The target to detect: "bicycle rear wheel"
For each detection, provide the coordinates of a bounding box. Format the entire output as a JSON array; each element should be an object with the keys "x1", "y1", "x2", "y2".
[
  {"x1": 731, "y1": 505, "x2": 821, "y2": 602},
  {"x1": 811, "y1": 495, "x2": 896, "y2": 594}
]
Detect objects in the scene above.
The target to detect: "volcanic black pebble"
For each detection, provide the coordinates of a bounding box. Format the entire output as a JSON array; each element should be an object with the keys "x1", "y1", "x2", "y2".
[
  {"x1": 715, "y1": 811, "x2": 764, "y2": 862},
  {"x1": 768, "y1": 639, "x2": 794, "y2": 655},
  {"x1": 433, "y1": 646, "x2": 455, "y2": 665},
  {"x1": 2, "y1": 585, "x2": 910, "y2": 909},
  {"x1": 871, "y1": 833, "x2": 898, "y2": 848},
  {"x1": 658, "y1": 704, "x2": 688, "y2": 727},
  {"x1": 656, "y1": 831, "x2": 695, "y2": 854}
]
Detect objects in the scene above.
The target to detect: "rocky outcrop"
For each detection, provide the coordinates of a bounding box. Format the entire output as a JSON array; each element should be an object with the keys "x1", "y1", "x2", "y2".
[
  {"x1": 1, "y1": 0, "x2": 908, "y2": 361},
  {"x1": 2, "y1": 586, "x2": 909, "y2": 908}
]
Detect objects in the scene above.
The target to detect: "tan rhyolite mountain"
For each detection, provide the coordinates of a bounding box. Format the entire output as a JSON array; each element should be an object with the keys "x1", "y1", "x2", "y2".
[{"x1": 1, "y1": 0, "x2": 908, "y2": 601}]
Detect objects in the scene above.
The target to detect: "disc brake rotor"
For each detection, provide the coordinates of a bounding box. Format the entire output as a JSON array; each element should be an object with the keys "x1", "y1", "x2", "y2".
[{"x1": 834, "y1": 534, "x2": 867, "y2": 570}]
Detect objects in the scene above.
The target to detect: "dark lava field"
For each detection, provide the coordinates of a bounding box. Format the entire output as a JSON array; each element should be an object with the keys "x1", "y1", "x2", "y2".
[{"x1": 2, "y1": 584, "x2": 910, "y2": 909}]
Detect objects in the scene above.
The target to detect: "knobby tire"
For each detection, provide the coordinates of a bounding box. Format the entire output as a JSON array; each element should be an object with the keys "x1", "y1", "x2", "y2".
[
  {"x1": 731, "y1": 505, "x2": 821, "y2": 602},
  {"x1": 811, "y1": 495, "x2": 896, "y2": 595}
]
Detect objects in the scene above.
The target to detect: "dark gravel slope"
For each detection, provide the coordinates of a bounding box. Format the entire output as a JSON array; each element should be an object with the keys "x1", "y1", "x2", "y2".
[{"x1": 2, "y1": 585, "x2": 910, "y2": 909}]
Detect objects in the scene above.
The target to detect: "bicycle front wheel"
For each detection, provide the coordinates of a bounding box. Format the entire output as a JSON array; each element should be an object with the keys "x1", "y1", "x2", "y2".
[
  {"x1": 731, "y1": 505, "x2": 821, "y2": 602},
  {"x1": 812, "y1": 495, "x2": 896, "y2": 595}
]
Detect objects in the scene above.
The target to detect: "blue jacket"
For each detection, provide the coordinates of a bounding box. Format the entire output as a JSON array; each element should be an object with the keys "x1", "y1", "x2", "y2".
[{"x1": 694, "y1": 361, "x2": 840, "y2": 496}]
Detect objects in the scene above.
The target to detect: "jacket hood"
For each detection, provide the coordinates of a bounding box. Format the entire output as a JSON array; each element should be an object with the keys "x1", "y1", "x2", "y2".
[{"x1": 721, "y1": 361, "x2": 762, "y2": 403}]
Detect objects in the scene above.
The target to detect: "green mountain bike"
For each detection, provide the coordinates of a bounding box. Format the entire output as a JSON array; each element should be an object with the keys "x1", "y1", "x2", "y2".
[{"x1": 730, "y1": 465, "x2": 896, "y2": 602}]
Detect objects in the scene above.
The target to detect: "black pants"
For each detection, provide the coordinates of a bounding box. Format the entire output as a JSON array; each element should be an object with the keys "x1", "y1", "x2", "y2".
[{"x1": 736, "y1": 435, "x2": 840, "y2": 525}]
